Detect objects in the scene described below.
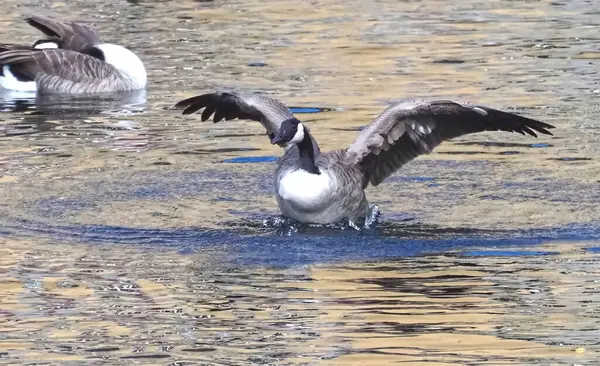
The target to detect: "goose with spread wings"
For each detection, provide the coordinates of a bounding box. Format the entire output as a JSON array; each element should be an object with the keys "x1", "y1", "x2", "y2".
[
  {"x1": 0, "y1": 16, "x2": 146, "y2": 94},
  {"x1": 174, "y1": 92, "x2": 554, "y2": 225}
]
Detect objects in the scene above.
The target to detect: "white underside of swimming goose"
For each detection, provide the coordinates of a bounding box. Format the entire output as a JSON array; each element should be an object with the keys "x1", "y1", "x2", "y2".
[
  {"x1": 0, "y1": 41, "x2": 56, "y2": 92},
  {"x1": 0, "y1": 66, "x2": 36, "y2": 92}
]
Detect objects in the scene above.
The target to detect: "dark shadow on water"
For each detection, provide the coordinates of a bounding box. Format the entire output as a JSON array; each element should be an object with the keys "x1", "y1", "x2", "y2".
[
  {"x1": 2, "y1": 218, "x2": 599, "y2": 268},
  {"x1": 461, "y1": 249, "x2": 558, "y2": 257},
  {"x1": 454, "y1": 141, "x2": 552, "y2": 148},
  {"x1": 223, "y1": 156, "x2": 279, "y2": 163},
  {"x1": 289, "y1": 106, "x2": 333, "y2": 114}
]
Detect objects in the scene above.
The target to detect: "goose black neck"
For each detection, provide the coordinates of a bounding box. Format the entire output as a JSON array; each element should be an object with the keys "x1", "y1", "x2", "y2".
[{"x1": 297, "y1": 131, "x2": 320, "y2": 175}]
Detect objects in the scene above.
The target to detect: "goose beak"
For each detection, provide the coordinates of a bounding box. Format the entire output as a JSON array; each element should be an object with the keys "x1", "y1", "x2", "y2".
[{"x1": 271, "y1": 132, "x2": 286, "y2": 146}]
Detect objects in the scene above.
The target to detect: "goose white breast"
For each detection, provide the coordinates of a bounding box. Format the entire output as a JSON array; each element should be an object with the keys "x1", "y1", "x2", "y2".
[
  {"x1": 96, "y1": 43, "x2": 147, "y2": 89},
  {"x1": 278, "y1": 169, "x2": 337, "y2": 210}
]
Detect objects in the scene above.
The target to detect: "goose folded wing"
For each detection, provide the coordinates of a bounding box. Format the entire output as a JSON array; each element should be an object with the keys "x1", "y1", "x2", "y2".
[
  {"x1": 173, "y1": 91, "x2": 297, "y2": 141},
  {"x1": 26, "y1": 16, "x2": 101, "y2": 51},
  {"x1": 0, "y1": 49, "x2": 119, "y2": 82},
  {"x1": 0, "y1": 44, "x2": 35, "y2": 53},
  {"x1": 346, "y1": 99, "x2": 555, "y2": 187}
]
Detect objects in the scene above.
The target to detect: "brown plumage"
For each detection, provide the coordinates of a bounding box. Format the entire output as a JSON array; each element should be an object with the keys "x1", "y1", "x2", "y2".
[
  {"x1": 346, "y1": 99, "x2": 554, "y2": 186},
  {"x1": 174, "y1": 91, "x2": 555, "y2": 225},
  {"x1": 0, "y1": 49, "x2": 115, "y2": 80},
  {"x1": 0, "y1": 16, "x2": 146, "y2": 94},
  {"x1": 25, "y1": 15, "x2": 102, "y2": 51},
  {"x1": 177, "y1": 92, "x2": 296, "y2": 140}
]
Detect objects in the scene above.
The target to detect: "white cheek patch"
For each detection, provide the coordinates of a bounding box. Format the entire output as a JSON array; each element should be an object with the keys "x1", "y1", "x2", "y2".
[
  {"x1": 290, "y1": 123, "x2": 305, "y2": 144},
  {"x1": 34, "y1": 42, "x2": 59, "y2": 49}
]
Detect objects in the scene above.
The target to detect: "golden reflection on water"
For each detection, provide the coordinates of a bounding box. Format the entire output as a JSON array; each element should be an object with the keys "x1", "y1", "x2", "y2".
[{"x1": 1, "y1": 238, "x2": 598, "y2": 364}]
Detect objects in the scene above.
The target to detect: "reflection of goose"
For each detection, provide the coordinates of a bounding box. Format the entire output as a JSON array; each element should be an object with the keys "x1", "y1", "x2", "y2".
[
  {"x1": 175, "y1": 92, "x2": 555, "y2": 226},
  {"x1": 0, "y1": 88, "x2": 147, "y2": 114},
  {"x1": 0, "y1": 16, "x2": 146, "y2": 94},
  {"x1": 1, "y1": 90, "x2": 148, "y2": 154}
]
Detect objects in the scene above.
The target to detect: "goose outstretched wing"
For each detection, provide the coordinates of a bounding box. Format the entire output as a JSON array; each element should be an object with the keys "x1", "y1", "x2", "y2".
[
  {"x1": 346, "y1": 99, "x2": 555, "y2": 186},
  {"x1": 174, "y1": 91, "x2": 298, "y2": 143}
]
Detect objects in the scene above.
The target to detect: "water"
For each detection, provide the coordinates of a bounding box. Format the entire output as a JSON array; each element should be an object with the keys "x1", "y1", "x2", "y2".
[{"x1": 1, "y1": 0, "x2": 600, "y2": 364}]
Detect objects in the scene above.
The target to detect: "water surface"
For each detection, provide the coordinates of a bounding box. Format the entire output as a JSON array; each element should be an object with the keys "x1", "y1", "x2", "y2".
[{"x1": 1, "y1": 0, "x2": 600, "y2": 364}]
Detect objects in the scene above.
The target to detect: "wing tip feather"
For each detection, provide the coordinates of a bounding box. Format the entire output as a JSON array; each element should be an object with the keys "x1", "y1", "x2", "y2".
[{"x1": 172, "y1": 95, "x2": 207, "y2": 114}]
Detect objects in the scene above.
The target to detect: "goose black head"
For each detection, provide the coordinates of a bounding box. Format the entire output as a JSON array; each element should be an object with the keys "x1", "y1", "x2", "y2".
[
  {"x1": 271, "y1": 118, "x2": 304, "y2": 147},
  {"x1": 80, "y1": 46, "x2": 106, "y2": 61}
]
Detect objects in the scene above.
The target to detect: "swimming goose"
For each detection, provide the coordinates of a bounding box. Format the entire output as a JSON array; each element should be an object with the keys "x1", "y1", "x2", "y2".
[
  {"x1": 0, "y1": 16, "x2": 146, "y2": 93},
  {"x1": 174, "y1": 92, "x2": 554, "y2": 226}
]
